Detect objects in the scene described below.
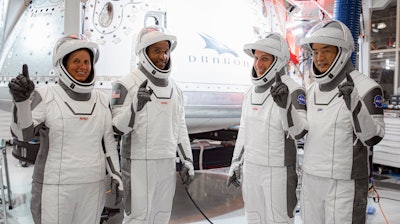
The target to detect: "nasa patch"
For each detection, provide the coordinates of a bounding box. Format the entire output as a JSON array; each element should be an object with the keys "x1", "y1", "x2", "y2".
[
  {"x1": 297, "y1": 94, "x2": 306, "y2": 105},
  {"x1": 374, "y1": 95, "x2": 383, "y2": 108}
]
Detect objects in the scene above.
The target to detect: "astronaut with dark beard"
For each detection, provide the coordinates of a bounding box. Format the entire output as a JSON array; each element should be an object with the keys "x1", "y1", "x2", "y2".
[{"x1": 111, "y1": 26, "x2": 194, "y2": 224}]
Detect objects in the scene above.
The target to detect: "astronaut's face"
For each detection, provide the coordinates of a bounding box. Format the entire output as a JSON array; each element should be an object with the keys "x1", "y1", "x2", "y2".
[
  {"x1": 311, "y1": 43, "x2": 338, "y2": 73},
  {"x1": 253, "y1": 50, "x2": 274, "y2": 78},
  {"x1": 66, "y1": 49, "x2": 92, "y2": 82},
  {"x1": 146, "y1": 40, "x2": 170, "y2": 70}
]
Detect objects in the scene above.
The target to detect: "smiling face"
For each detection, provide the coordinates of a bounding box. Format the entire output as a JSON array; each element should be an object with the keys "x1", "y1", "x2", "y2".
[
  {"x1": 66, "y1": 49, "x2": 92, "y2": 82},
  {"x1": 253, "y1": 50, "x2": 275, "y2": 78},
  {"x1": 311, "y1": 43, "x2": 338, "y2": 74},
  {"x1": 146, "y1": 40, "x2": 171, "y2": 70}
]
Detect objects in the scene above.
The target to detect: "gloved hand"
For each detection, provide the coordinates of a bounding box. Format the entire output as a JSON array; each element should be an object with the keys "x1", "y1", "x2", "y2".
[
  {"x1": 8, "y1": 64, "x2": 35, "y2": 102},
  {"x1": 110, "y1": 177, "x2": 123, "y2": 206},
  {"x1": 180, "y1": 161, "x2": 194, "y2": 186},
  {"x1": 226, "y1": 160, "x2": 241, "y2": 187},
  {"x1": 270, "y1": 72, "x2": 289, "y2": 108},
  {"x1": 338, "y1": 73, "x2": 355, "y2": 110},
  {"x1": 136, "y1": 80, "x2": 153, "y2": 112}
]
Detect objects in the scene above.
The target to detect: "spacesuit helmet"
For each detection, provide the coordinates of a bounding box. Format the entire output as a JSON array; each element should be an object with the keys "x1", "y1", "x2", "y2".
[
  {"x1": 53, "y1": 34, "x2": 99, "y2": 93},
  {"x1": 243, "y1": 32, "x2": 290, "y2": 86},
  {"x1": 300, "y1": 20, "x2": 354, "y2": 84},
  {"x1": 135, "y1": 26, "x2": 177, "y2": 79}
]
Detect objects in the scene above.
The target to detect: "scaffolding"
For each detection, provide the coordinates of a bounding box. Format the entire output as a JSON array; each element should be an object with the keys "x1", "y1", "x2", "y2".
[{"x1": 0, "y1": 139, "x2": 11, "y2": 224}]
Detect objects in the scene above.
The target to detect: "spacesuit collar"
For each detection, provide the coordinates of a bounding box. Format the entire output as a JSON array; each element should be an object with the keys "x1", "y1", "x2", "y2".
[
  {"x1": 138, "y1": 64, "x2": 169, "y2": 87},
  {"x1": 59, "y1": 80, "x2": 91, "y2": 101},
  {"x1": 255, "y1": 68, "x2": 284, "y2": 93},
  {"x1": 319, "y1": 60, "x2": 354, "y2": 92}
]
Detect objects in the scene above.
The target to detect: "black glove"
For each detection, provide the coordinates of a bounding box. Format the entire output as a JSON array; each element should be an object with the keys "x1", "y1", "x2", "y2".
[
  {"x1": 180, "y1": 162, "x2": 194, "y2": 186},
  {"x1": 338, "y1": 73, "x2": 354, "y2": 110},
  {"x1": 270, "y1": 72, "x2": 289, "y2": 108},
  {"x1": 8, "y1": 64, "x2": 35, "y2": 102},
  {"x1": 136, "y1": 80, "x2": 153, "y2": 112},
  {"x1": 111, "y1": 178, "x2": 123, "y2": 206},
  {"x1": 226, "y1": 161, "x2": 241, "y2": 187}
]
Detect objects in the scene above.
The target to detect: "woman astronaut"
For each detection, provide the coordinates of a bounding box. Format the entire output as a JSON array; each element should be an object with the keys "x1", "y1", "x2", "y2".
[{"x1": 9, "y1": 35, "x2": 122, "y2": 224}]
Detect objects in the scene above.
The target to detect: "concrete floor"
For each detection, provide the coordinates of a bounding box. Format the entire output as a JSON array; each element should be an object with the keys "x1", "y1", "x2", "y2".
[{"x1": 2, "y1": 154, "x2": 400, "y2": 224}]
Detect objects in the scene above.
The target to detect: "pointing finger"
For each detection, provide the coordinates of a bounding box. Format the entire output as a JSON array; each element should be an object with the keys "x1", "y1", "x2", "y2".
[
  {"x1": 275, "y1": 72, "x2": 282, "y2": 83},
  {"x1": 22, "y1": 64, "x2": 29, "y2": 79},
  {"x1": 346, "y1": 72, "x2": 353, "y2": 84},
  {"x1": 139, "y1": 79, "x2": 148, "y2": 88}
]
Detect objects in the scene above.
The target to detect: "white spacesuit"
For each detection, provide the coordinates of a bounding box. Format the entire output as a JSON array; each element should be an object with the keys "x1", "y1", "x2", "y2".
[
  {"x1": 111, "y1": 26, "x2": 194, "y2": 224},
  {"x1": 227, "y1": 33, "x2": 307, "y2": 224},
  {"x1": 9, "y1": 35, "x2": 122, "y2": 224},
  {"x1": 300, "y1": 20, "x2": 385, "y2": 224}
]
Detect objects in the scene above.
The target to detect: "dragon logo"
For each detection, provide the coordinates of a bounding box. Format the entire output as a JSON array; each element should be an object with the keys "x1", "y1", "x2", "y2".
[{"x1": 198, "y1": 32, "x2": 238, "y2": 57}]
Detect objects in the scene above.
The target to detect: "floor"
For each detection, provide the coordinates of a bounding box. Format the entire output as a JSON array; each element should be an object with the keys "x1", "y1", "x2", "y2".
[
  {"x1": 1, "y1": 108, "x2": 400, "y2": 224},
  {"x1": 1, "y1": 151, "x2": 400, "y2": 224}
]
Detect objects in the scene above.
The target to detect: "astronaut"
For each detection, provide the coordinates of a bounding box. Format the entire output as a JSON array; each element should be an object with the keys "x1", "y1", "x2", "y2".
[
  {"x1": 300, "y1": 20, "x2": 385, "y2": 224},
  {"x1": 9, "y1": 35, "x2": 122, "y2": 224},
  {"x1": 227, "y1": 32, "x2": 307, "y2": 224},
  {"x1": 111, "y1": 26, "x2": 194, "y2": 224}
]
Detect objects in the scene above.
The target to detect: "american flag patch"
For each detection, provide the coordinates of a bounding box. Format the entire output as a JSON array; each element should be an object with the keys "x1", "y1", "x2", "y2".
[{"x1": 112, "y1": 90, "x2": 121, "y2": 99}]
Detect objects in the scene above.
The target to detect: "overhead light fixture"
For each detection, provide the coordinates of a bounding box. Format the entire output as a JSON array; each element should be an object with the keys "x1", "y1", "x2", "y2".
[
  {"x1": 372, "y1": 28, "x2": 379, "y2": 33},
  {"x1": 377, "y1": 22, "x2": 387, "y2": 29}
]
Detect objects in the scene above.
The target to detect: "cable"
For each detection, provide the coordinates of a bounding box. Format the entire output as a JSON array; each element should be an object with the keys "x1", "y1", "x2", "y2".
[
  {"x1": 369, "y1": 178, "x2": 390, "y2": 224},
  {"x1": 371, "y1": 196, "x2": 400, "y2": 202},
  {"x1": 178, "y1": 168, "x2": 214, "y2": 224}
]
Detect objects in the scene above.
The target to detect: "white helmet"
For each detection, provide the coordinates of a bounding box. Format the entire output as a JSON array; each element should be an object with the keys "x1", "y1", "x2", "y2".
[
  {"x1": 136, "y1": 26, "x2": 177, "y2": 79},
  {"x1": 300, "y1": 20, "x2": 354, "y2": 84},
  {"x1": 53, "y1": 34, "x2": 99, "y2": 93},
  {"x1": 243, "y1": 32, "x2": 289, "y2": 86}
]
